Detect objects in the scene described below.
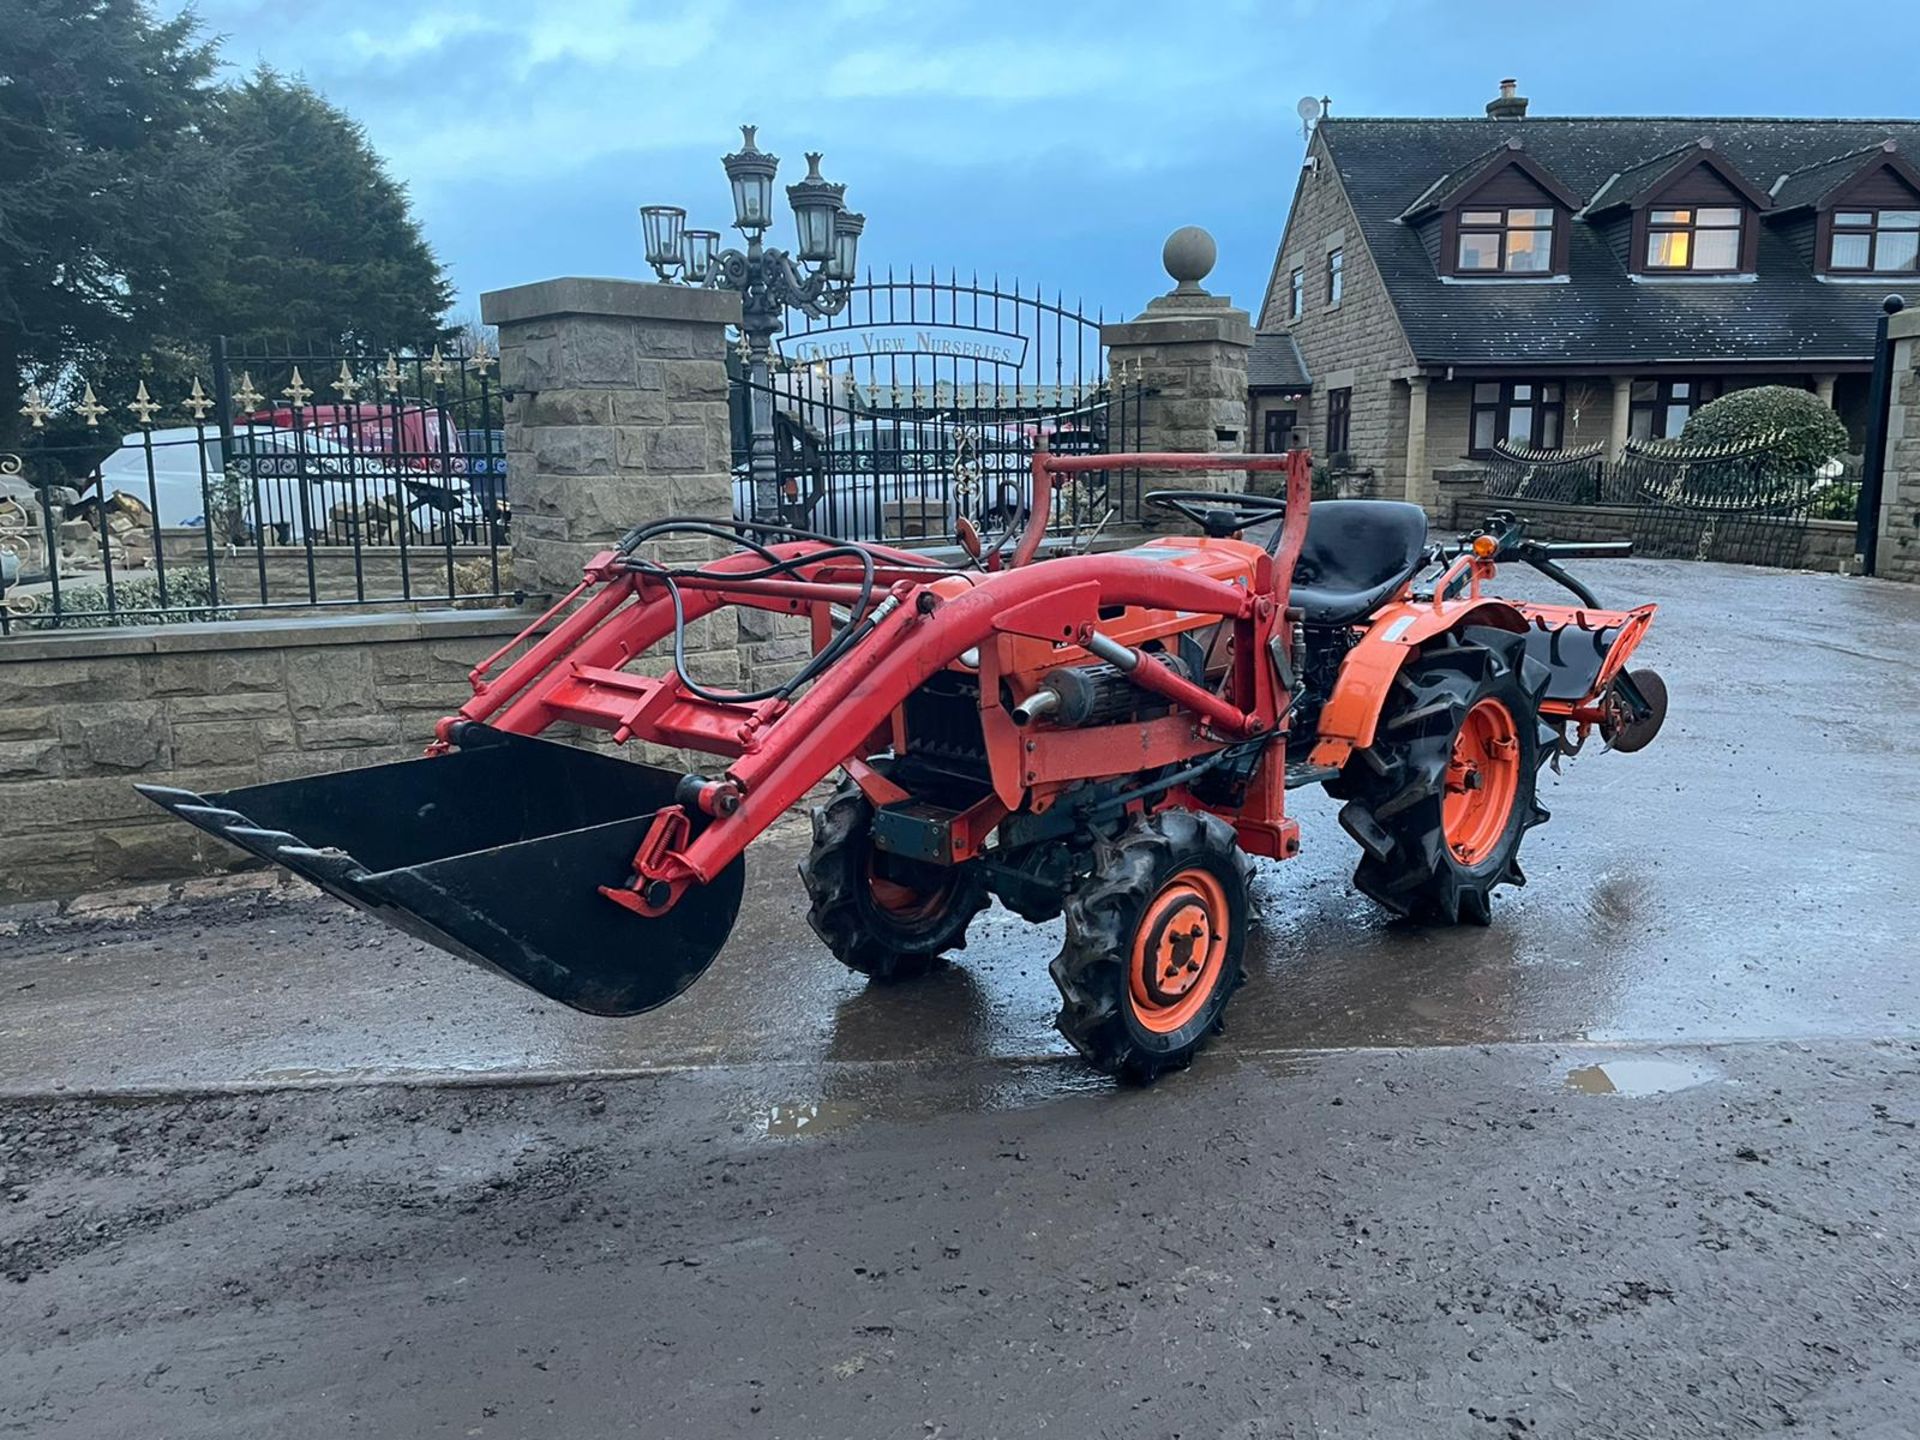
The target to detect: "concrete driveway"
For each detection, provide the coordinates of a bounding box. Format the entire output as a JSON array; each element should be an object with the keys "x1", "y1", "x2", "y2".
[
  {"x1": 3, "y1": 556, "x2": 1919, "y2": 1438},
  {"x1": 3, "y1": 557, "x2": 1916, "y2": 1095}
]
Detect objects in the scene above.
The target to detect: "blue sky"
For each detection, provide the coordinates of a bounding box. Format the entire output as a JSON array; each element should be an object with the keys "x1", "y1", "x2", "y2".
[{"x1": 182, "y1": 0, "x2": 1920, "y2": 324}]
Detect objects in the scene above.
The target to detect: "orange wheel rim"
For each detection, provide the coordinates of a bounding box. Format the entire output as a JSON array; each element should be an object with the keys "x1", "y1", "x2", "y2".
[
  {"x1": 1442, "y1": 698, "x2": 1520, "y2": 867},
  {"x1": 1127, "y1": 867, "x2": 1230, "y2": 1034},
  {"x1": 866, "y1": 854, "x2": 950, "y2": 921}
]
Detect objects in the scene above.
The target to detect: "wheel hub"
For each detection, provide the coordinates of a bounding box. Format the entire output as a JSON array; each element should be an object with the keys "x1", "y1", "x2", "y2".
[
  {"x1": 1128, "y1": 868, "x2": 1230, "y2": 1032},
  {"x1": 1440, "y1": 698, "x2": 1521, "y2": 867}
]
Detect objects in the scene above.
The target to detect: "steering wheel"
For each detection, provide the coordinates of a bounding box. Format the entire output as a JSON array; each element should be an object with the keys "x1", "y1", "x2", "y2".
[{"x1": 1145, "y1": 489, "x2": 1288, "y2": 538}]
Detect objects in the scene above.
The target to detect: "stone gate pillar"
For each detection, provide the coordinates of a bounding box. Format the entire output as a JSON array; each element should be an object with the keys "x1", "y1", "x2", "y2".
[
  {"x1": 481, "y1": 277, "x2": 746, "y2": 718},
  {"x1": 480, "y1": 278, "x2": 742, "y2": 598},
  {"x1": 1100, "y1": 227, "x2": 1253, "y2": 506},
  {"x1": 1877, "y1": 305, "x2": 1919, "y2": 583}
]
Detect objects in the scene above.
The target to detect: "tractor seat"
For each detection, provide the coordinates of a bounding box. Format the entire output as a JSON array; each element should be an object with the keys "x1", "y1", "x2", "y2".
[{"x1": 1288, "y1": 501, "x2": 1430, "y2": 626}]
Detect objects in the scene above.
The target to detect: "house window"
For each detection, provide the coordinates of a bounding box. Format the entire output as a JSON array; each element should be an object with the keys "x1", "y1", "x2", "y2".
[
  {"x1": 1263, "y1": 409, "x2": 1297, "y2": 454},
  {"x1": 1645, "y1": 206, "x2": 1744, "y2": 272},
  {"x1": 1468, "y1": 381, "x2": 1564, "y2": 457},
  {"x1": 1288, "y1": 267, "x2": 1305, "y2": 320},
  {"x1": 1830, "y1": 209, "x2": 1920, "y2": 273},
  {"x1": 1455, "y1": 207, "x2": 1556, "y2": 274},
  {"x1": 1629, "y1": 378, "x2": 1718, "y2": 440},
  {"x1": 1325, "y1": 387, "x2": 1351, "y2": 456},
  {"x1": 1326, "y1": 248, "x2": 1344, "y2": 306}
]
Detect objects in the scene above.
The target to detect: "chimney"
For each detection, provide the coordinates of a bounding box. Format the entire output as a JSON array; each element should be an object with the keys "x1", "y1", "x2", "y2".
[{"x1": 1486, "y1": 77, "x2": 1529, "y2": 120}]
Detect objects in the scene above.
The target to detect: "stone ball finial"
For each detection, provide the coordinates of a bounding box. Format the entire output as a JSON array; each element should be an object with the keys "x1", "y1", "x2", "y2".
[{"x1": 1162, "y1": 226, "x2": 1217, "y2": 293}]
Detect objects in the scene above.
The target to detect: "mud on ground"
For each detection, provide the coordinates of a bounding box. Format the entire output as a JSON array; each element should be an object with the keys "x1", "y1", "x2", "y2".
[{"x1": 5, "y1": 1041, "x2": 1919, "y2": 1438}]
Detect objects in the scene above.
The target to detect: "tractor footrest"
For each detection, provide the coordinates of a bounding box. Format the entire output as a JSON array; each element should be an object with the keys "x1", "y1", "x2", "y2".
[
  {"x1": 1284, "y1": 762, "x2": 1341, "y2": 790},
  {"x1": 871, "y1": 799, "x2": 964, "y2": 866}
]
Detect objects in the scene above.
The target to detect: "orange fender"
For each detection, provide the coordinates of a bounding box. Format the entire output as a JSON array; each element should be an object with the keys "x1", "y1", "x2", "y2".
[{"x1": 1306, "y1": 598, "x2": 1528, "y2": 770}]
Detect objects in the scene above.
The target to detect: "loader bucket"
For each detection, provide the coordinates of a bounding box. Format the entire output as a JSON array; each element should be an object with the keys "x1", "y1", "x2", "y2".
[{"x1": 136, "y1": 727, "x2": 744, "y2": 1016}]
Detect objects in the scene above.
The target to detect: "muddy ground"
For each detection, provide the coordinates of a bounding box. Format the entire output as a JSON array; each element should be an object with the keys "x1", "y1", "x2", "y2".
[
  {"x1": 4, "y1": 1044, "x2": 1918, "y2": 1438},
  {"x1": 3, "y1": 558, "x2": 1919, "y2": 1436}
]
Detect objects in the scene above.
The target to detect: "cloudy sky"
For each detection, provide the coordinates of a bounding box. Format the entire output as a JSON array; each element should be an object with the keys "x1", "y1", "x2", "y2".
[{"x1": 182, "y1": 0, "x2": 1920, "y2": 323}]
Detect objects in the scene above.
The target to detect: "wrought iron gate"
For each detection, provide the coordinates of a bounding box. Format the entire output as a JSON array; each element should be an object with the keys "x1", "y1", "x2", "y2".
[{"x1": 731, "y1": 271, "x2": 1142, "y2": 544}]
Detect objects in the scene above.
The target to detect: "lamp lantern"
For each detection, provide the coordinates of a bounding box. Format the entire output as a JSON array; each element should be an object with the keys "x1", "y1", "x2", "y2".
[
  {"x1": 786, "y1": 153, "x2": 845, "y2": 264},
  {"x1": 827, "y1": 212, "x2": 865, "y2": 283},
  {"x1": 681, "y1": 229, "x2": 720, "y2": 283},
  {"x1": 640, "y1": 205, "x2": 687, "y2": 273},
  {"x1": 722, "y1": 125, "x2": 779, "y2": 233}
]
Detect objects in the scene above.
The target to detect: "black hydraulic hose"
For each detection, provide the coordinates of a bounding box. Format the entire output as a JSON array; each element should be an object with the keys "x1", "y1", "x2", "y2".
[{"x1": 615, "y1": 522, "x2": 888, "y2": 704}]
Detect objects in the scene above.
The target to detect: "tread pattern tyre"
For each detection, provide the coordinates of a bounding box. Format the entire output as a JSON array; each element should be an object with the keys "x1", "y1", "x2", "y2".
[
  {"x1": 802, "y1": 778, "x2": 989, "y2": 982},
  {"x1": 1330, "y1": 626, "x2": 1552, "y2": 925},
  {"x1": 1050, "y1": 808, "x2": 1253, "y2": 1084}
]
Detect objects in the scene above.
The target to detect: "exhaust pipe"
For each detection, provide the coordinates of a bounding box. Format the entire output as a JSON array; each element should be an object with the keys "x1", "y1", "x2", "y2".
[{"x1": 1011, "y1": 689, "x2": 1062, "y2": 726}]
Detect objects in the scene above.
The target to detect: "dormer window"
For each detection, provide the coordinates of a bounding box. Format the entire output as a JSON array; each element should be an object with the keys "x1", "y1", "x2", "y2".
[
  {"x1": 1829, "y1": 208, "x2": 1920, "y2": 273},
  {"x1": 1456, "y1": 207, "x2": 1555, "y2": 273},
  {"x1": 1398, "y1": 139, "x2": 1576, "y2": 280},
  {"x1": 1645, "y1": 206, "x2": 1744, "y2": 271}
]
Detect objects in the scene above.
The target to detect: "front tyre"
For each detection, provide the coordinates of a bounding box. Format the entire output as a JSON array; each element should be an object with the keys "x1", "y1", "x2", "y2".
[
  {"x1": 1050, "y1": 809, "x2": 1252, "y2": 1084},
  {"x1": 802, "y1": 778, "x2": 989, "y2": 982}
]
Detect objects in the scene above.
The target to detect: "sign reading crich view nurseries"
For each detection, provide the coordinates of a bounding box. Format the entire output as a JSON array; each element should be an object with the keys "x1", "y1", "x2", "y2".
[{"x1": 780, "y1": 324, "x2": 1029, "y2": 368}]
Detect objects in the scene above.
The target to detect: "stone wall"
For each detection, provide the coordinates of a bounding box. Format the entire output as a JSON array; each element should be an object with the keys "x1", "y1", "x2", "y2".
[
  {"x1": 0, "y1": 610, "x2": 531, "y2": 902},
  {"x1": 1254, "y1": 131, "x2": 1415, "y2": 494},
  {"x1": 153, "y1": 532, "x2": 510, "y2": 608},
  {"x1": 1437, "y1": 493, "x2": 1859, "y2": 571},
  {"x1": 1878, "y1": 308, "x2": 1920, "y2": 584}
]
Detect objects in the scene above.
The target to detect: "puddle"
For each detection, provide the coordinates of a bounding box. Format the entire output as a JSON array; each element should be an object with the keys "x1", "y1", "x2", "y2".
[
  {"x1": 1565, "y1": 1057, "x2": 1716, "y2": 1097},
  {"x1": 762, "y1": 1101, "x2": 864, "y2": 1138}
]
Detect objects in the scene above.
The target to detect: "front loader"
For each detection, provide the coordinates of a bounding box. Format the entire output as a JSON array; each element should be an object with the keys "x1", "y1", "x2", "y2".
[{"x1": 141, "y1": 446, "x2": 1665, "y2": 1081}]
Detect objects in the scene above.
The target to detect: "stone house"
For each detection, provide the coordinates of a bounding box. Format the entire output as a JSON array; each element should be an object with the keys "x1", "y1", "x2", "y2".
[{"x1": 1248, "y1": 81, "x2": 1920, "y2": 509}]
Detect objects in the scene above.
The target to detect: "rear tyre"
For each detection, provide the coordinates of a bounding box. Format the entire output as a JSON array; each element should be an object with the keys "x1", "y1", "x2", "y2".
[
  {"x1": 802, "y1": 778, "x2": 989, "y2": 982},
  {"x1": 1050, "y1": 809, "x2": 1252, "y2": 1084},
  {"x1": 1332, "y1": 627, "x2": 1551, "y2": 925}
]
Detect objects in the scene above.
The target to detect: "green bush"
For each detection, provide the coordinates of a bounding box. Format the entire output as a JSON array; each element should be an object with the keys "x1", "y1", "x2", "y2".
[
  {"x1": 1808, "y1": 481, "x2": 1862, "y2": 521},
  {"x1": 29, "y1": 566, "x2": 233, "y2": 630},
  {"x1": 1679, "y1": 386, "x2": 1849, "y2": 477}
]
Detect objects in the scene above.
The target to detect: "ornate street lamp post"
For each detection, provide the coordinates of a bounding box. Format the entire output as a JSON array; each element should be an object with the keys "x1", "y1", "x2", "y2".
[{"x1": 642, "y1": 126, "x2": 865, "y2": 520}]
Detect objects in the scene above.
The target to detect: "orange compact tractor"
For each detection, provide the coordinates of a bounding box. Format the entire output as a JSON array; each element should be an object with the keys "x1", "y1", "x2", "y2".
[{"x1": 141, "y1": 449, "x2": 1665, "y2": 1081}]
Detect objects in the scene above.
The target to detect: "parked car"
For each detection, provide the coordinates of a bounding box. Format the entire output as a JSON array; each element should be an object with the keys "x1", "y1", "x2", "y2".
[
  {"x1": 245, "y1": 403, "x2": 467, "y2": 473},
  {"x1": 95, "y1": 428, "x2": 482, "y2": 543}
]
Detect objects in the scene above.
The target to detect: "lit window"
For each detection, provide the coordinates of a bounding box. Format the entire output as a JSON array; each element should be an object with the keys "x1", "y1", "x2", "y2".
[
  {"x1": 1288, "y1": 266, "x2": 1305, "y2": 320},
  {"x1": 1829, "y1": 208, "x2": 1920, "y2": 273},
  {"x1": 1469, "y1": 381, "x2": 1563, "y2": 456},
  {"x1": 1455, "y1": 207, "x2": 1556, "y2": 274},
  {"x1": 1327, "y1": 248, "x2": 1344, "y2": 306},
  {"x1": 1645, "y1": 206, "x2": 1744, "y2": 272}
]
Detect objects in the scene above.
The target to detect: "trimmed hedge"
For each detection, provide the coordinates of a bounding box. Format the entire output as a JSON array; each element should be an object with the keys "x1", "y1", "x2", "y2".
[{"x1": 1681, "y1": 385, "x2": 1848, "y2": 476}]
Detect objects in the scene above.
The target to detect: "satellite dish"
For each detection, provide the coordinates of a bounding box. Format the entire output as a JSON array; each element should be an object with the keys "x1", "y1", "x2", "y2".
[{"x1": 1296, "y1": 95, "x2": 1324, "y2": 141}]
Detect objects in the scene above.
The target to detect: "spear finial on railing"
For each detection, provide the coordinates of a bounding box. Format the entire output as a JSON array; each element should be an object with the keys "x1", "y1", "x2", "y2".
[
  {"x1": 182, "y1": 377, "x2": 213, "y2": 421},
  {"x1": 18, "y1": 386, "x2": 51, "y2": 429},
  {"x1": 74, "y1": 384, "x2": 108, "y2": 428},
  {"x1": 331, "y1": 361, "x2": 360, "y2": 401},
  {"x1": 128, "y1": 380, "x2": 161, "y2": 427},
  {"x1": 231, "y1": 370, "x2": 264, "y2": 411},
  {"x1": 282, "y1": 367, "x2": 313, "y2": 406}
]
